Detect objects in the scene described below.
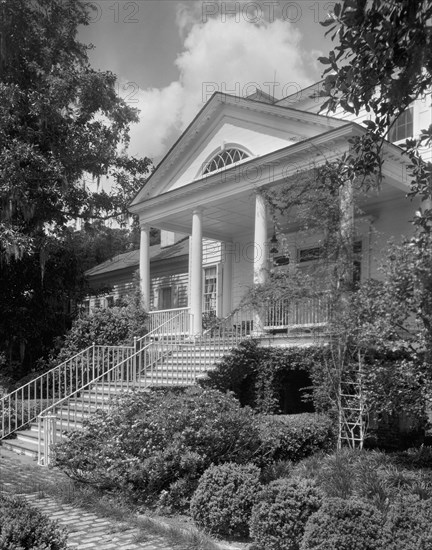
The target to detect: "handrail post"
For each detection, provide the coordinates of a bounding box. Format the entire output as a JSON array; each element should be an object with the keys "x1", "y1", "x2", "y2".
[
  {"x1": 92, "y1": 342, "x2": 96, "y2": 378},
  {"x1": 38, "y1": 415, "x2": 42, "y2": 465},
  {"x1": 133, "y1": 336, "x2": 138, "y2": 383}
]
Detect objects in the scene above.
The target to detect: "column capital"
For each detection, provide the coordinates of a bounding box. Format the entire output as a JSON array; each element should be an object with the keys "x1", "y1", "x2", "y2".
[
  {"x1": 139, "y1": 221, "x2": 150, "y2": 231},
  {"x1": 192, "y1": 206, "x2": 204, "y2": 215}
]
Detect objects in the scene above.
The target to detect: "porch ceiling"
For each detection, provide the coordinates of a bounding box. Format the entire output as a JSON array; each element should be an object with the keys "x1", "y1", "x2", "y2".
[
  {"x1": 150, "y1": 173, "x2": 409, "y2": 243},
  {"x1": 155, "y1": 189, "x2": 258, "y2": 242}
]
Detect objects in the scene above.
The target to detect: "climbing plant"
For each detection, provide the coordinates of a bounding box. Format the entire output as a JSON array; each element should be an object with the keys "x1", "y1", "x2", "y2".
[{"x1": 243, "y1": 153, "x2": 431, "y2": 447}]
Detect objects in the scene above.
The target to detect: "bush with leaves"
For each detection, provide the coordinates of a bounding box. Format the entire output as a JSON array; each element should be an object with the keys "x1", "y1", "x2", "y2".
[
  {"x1": 381, "y1": 496, "x2": 432, "y2": 550},
  {"x1": 55, "y1": 292, "x2": 148, "y2": 361},
  {"x1": 52, "y1": 388, "x2": 261, "y2": 506},
  {"x1": 0, "y1": 493, "x2": 68, "y2": 549},
  {"x1": 300, "y1": 497, "x2": 383, "y2": 550},
  {"x1": 249, "y1": 477, "x2": 322, "y2": 550},
  {"x1": 190, "y1": 463, "x2": 262, "y2": 538},
  {"x1": 258, "y1": 413, "x2": 336, "y2": 465},
  {"x1": 291, "y1": 449, "x2": 432, "y2": 509}
]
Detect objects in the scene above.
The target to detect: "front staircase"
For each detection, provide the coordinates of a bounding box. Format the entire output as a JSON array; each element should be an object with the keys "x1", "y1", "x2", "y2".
[{"x1": 0, "y1": 308, "x2": 253, "y2": 465}]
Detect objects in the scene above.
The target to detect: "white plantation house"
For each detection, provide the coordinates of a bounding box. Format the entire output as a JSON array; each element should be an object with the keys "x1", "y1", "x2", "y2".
[
  {"x1": 1, "y1": 82, "x2": 431, "y2": 462},
  {"x1": 126, "y1": 82, "x2": 430, "y2": 335}
]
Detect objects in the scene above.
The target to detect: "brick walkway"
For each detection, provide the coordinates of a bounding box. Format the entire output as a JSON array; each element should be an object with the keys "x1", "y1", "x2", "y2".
[{"x1": 0, "y1": 448, "x2": 177, "y2": 550}]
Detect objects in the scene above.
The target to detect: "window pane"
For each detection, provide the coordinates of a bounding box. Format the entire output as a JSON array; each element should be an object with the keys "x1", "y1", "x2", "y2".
[
  {"x1": 203, "y1": 148, "x2": 249, "y2": 175},
  {"x1": 203, "y1": 267, "x2": 217, "y2": 313},
  {"x1": 389, "y1": 107, "x2": 413, "y2": 142}
]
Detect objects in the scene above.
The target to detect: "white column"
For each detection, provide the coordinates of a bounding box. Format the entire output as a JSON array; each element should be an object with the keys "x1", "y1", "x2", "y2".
[
  {"x1": 253, "y1": 193, "x2": 268, "y2": 334},
  {"x1": 190, "y1": 208, "x2": 203, "y2": 335},
  {"x1": 139, "y1": 223, "x2": 151, "y2": 310},
  {"x1": 222, "y1": 241, "x2": 233, "y2": 317}
]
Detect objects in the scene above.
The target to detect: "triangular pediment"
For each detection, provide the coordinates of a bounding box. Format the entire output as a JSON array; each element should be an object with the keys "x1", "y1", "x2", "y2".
[{"x1": 130, "y1": 93, "x2": 348, "y2": 206}]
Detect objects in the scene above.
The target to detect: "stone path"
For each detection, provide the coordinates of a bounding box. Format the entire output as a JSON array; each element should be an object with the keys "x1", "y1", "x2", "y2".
[{"x1": 0, "y1": 448, "x2": 176, "y2": 550}]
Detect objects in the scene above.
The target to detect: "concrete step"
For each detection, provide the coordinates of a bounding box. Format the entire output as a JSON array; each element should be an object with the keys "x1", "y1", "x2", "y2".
[
  {"x1": 2, "y1": 436, "x2": 39, "y2": 459},
  {"x1": 0, "y1": 340, "x2": 233, "y2": 460},
  {"x1": 173, "y1": 349, "x2": 233, "y2": 356},
  {"x1": 16, "y1": 424, "x2": 66, "y2": 445},
  {"x1": 143, "y1": 378, "x2": 195, "y2": 388},
  {"x1": 142, "y1": 368, "x2": 213, "y2": 379},
  {"x1": 142, "y1": 374, "x2": 206, "y2": 384}
]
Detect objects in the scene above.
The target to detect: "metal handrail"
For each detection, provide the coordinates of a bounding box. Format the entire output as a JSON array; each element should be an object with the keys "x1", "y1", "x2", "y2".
[
  {"x1": 36, "y1": 310, "x2": 193, "y2": 465},
  {"x1": 37, "y1": 338, "x2": 175, "y2": 465},
  {"x1": 0, "y1": 344, "x2": 134, "y2": 439},
  {"x1": 1, "y1": 311, "x2": 193, "y2": 442},
  {"x1": 137, "y1": 308, "x2": 192, "y2": 344}
]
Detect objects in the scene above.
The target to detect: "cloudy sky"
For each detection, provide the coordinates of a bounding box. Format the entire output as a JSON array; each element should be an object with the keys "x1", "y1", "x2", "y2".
[{"x1": 79, "y1": 0, "x2": 336, "y2": 164}]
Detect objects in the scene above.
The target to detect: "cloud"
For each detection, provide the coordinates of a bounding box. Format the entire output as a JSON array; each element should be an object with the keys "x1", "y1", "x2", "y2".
[
  {"x1": 128, "y1": 8, "x2": 315, "y2": 163},
  {"x1": 128, "y1": 81, "x2": 185, "y2": 160}
]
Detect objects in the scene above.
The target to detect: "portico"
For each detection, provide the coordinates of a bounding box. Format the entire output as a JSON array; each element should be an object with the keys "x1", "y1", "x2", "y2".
[
  {"x1": 129, "y1": 90, "x2": 412, "y2": 337},
  {"x1": 136, "y1": 188, "x2": 272, "y2": 335}
]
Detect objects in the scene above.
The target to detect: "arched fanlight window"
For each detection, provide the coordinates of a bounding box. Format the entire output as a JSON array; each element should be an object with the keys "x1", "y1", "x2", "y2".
[{"x1": 203, "y1": 148, "x2": 249, "y2": 175}]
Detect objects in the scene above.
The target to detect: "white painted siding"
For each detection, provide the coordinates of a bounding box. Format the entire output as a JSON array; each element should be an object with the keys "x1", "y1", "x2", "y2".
[
  {"x1": 150, "y1": 272, "x2": 188, "y2": 310},
  {"x1": 230, "y1": 233, "x2": 256, "y2": 309},
  {"x1": 369, "y1": 196, "x2": 418, "y2": 280}
]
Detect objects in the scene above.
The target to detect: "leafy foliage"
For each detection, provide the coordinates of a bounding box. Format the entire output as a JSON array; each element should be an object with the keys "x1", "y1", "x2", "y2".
[
  {"x1": 249, "y1": 478, "x2": 322, "y2": 550},
  {"x1": 190, "y1": 463, "x2": 262, "y2": 538},
  {"x1": 57, "y1": 295, "x2": 147, "y2": 359},
  {"x1": 291, "y1": 449, "x2": 432, "y2": 509},
  {"x1": 0, "y1": 0, "x2": 152, "y2": 377},
  {"x1": 0, "y1": 222, "x2": 141, "y2": 379},
  {"x1": 316, "y1": 1, "x2": 432, "y2": 425},
  {"x1": 0, "y1": 493, "x2": 68, "y2": 549},
  {"x1": 382, "y1": 496, "x2": 432, "y2": 550},
  {"x1": 320, "y1": 0, "x2": 432, "y2": 202},
  {"x1": 52, "y1": 388, "x2": 262, "y2": 506},
  {"x1": 202, "y1": 338, "x2": 428, "y2": 446},
  {"x1": 0, "y1": 0, "x2": 152, "y2": 258},
  {"x1": 200, "y1": 340, "x2": 316, "y2": 414},
  {"x1": 258, "y1": 414, "x2": 336, "y2": 465},
  {"x1": 300, "y1": 497, "x2": 383, "y2": 550}
]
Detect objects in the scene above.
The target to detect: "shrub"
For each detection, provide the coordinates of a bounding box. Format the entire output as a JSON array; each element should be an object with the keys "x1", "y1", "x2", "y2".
[
  {"x1": 394, "y1": 446, "x2": 432, "y2": 469},
  {"x1": 33, "y1": 292, "x2": 148, "y2": 379},
  {"x1": 55, "y1": 294, "x2": 148, "y2": 361},
  {"x1": 0, "y1": 493, "x2": 68, "y2": 549},
  {"x1": 260, "y1": 459, "x2": 293, "y2": 484},
  {"x1": 190, "y1": 463, "x2": 262, "y2": 538},
  {"x1": 292, "y1": 449, "x2": 432, "y2": 507},
  {"x1": 382, "y1": 496, "x2": 432, "y2": 550},
  {"x1": 300, "y1": 497, "x2": 383, "y2": 550},
  {"x1": 52, "y1": 388, "x2": 261, "y2": 506},
  {"x1": 249, "y1": 477, "x2": 322, "y2": 550},
  {"x1": 258, "y1": 413, "x2": 336, "y2": 464}
]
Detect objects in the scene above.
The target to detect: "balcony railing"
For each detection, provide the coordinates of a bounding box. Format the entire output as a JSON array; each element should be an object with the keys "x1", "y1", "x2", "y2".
[{"x1": 264, "y1": 296, "x2": 329, "y2": 331}]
